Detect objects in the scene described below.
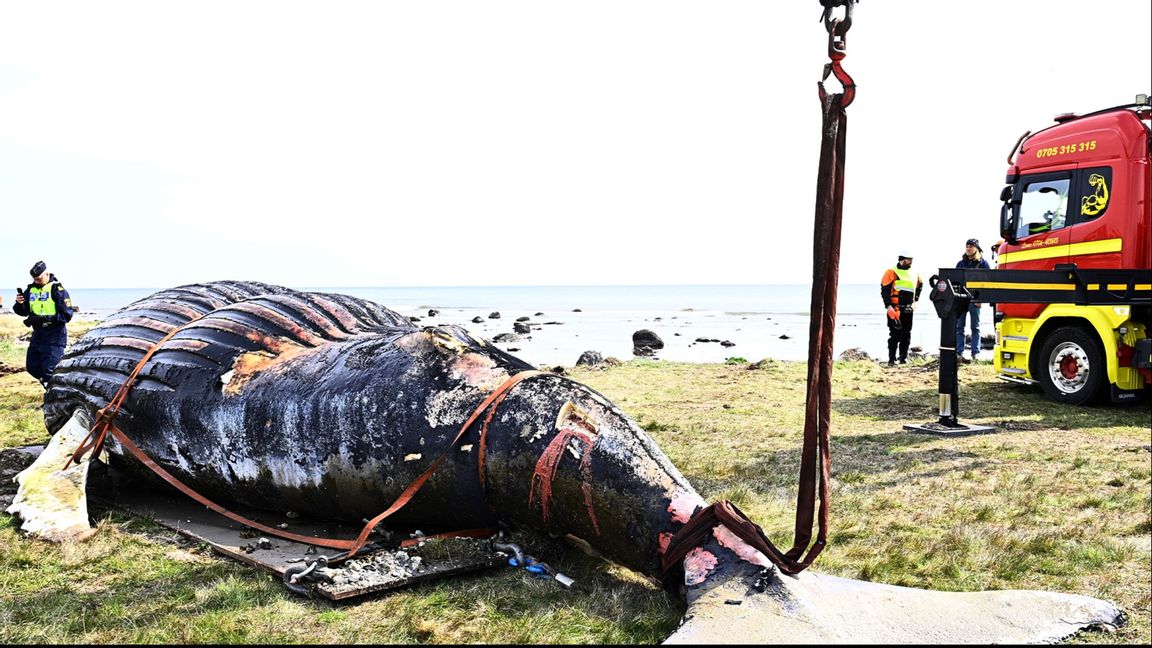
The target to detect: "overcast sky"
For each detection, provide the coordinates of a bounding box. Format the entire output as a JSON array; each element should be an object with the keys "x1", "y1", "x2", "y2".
[{"x1": 1, "y1": 1, "x2": 1149, "y2": 290}]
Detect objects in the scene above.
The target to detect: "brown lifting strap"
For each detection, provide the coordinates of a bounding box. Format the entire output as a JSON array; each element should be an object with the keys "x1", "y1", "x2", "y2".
[
  {"x1": 348, "y1": 369, "x2": 547, "y2": 555},
  {"x1": 65, "y1": 317, "x2": 547, "y2": 558},
  {"x1": 662, "y1": 3, "x2": 854, "y2": 579}
]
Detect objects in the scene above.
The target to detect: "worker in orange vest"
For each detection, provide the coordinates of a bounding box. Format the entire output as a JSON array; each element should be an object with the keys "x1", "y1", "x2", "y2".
[{"x1": 880, "y1": 252, "x2": 923, "y2": 367}]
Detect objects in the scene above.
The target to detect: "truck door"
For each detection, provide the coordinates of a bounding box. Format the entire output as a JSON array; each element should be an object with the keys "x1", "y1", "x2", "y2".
[
  {"x1": 1066, "y1": 166, "x2": 1124, "y2": 269},
  {"x1": 1006, "y1": 171, "x2": 1073, "y2": 270}
]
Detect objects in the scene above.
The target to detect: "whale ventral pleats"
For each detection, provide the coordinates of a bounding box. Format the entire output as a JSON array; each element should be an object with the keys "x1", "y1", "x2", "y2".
[{"x1": 43, "y1": 281, "x2": 417, "y2": 434}]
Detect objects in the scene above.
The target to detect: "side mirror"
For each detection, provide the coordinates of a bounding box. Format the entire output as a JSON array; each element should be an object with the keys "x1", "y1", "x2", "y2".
[
  {"x1": 999, "y1": 185, "x2": 1018, "y2": 244},
  {"x1": 1000, "y1": 203, "x2": 1018, "y2": 245}
]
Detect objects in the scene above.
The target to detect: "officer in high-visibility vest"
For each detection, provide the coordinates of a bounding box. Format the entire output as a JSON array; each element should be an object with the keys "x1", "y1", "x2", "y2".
[
  {"x1": 12, "y1": 260, "x2": 74, "y2": 389},
  {"x1": 880, "y1": 252, "x2": 923, "y2": 367}
]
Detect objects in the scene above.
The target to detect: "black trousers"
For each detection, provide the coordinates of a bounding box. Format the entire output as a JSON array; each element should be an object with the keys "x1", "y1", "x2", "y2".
[
  {"x1": 886, "y1": 308, "x2": 914, "y2": 361},
  {"x1": 26, "y1": 342, "x2": 65, "y2": 386}
]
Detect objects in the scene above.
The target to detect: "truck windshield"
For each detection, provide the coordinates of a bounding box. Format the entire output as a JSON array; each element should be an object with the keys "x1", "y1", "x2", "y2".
[{"x1": 1017, "y1": 179, "x2": 1070, "y2": 238}]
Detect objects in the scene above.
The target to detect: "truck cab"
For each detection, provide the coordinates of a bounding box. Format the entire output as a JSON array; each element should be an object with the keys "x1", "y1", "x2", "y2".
[{"x1": 995, "y1": 98, "x2": 1152, "y2": 404}]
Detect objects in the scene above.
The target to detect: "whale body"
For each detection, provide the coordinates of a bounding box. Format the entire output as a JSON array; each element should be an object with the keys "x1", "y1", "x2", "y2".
[{"x1": 12, "y1": 281, "x2": 1126, "y2": 644}]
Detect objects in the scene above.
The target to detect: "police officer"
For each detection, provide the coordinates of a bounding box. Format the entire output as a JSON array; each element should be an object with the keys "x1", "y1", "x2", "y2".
[
  {"x1": 13, "y1": 260, "x2": 74, "y2": 388},
  {"x1": 880, "y1": 252, "x2": 923, "y2": 367}
]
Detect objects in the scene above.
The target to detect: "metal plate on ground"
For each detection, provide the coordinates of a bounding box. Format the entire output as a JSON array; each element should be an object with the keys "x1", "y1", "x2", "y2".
[
  {"x1": 903, "y1": 422, "x2": 997, "y2": 437},
  {"x1": 96, "y1": 483, "x2": 505, "y2": 599},
  {"x1": 63, "y1": 456, "x2": 507, "y2": 600}
]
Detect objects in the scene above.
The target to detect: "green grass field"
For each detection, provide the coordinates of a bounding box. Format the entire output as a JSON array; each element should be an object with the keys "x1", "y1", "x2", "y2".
[{"x1": 1, "y1": 312, "x2": 1149, "y2": 644}]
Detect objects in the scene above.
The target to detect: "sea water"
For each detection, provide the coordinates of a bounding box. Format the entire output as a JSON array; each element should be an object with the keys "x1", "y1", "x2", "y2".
[{"x1": 61, "y1": 284, "x2": 992, "y2": 366}]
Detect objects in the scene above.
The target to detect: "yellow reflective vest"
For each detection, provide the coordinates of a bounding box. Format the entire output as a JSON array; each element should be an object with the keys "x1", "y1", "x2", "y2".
[
  {"x1": 883, "y1": 266, "x2": 920, "y2": 306},
  {"x1": 28, "y1": 282, "x2": 59, "y2": 317}
]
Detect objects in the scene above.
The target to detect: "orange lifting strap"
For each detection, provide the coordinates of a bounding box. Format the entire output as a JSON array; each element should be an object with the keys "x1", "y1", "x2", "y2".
[{"x1": 65, "y1": 316, "x2": 547, "y2": 559}]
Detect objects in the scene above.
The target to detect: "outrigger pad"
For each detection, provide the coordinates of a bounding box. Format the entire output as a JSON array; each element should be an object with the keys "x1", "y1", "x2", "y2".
[
  {"x1": 903, "y1": 421, "x2": 997, "y2": 437},
  {"x1": 88, "y1": 466, "x2": 507, "y2": 600}
]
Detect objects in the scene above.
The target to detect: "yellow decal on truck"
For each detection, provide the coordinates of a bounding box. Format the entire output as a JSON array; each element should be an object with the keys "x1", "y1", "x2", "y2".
[
  {"x1": 1017, "y1": 236, "x2": 1062, "y2": 250},
  {"x1": 998, "y1": 237, "x2": 1122, "y2": 264},
  {"x1": 1035, "y1": 139, "x2": 1097, "y2": 158},
  {"x1": 1081, "y1": 173, "x2": 1109, "y2": 216},
  {"x1": 969, "y1": 281, "x2": 1152, "y2": 292}
]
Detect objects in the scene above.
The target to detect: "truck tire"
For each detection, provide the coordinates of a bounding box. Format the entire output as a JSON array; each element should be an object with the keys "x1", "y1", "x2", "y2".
[{"x1": 1035, "y1": 326, "x2": 1105, "y2": 405}]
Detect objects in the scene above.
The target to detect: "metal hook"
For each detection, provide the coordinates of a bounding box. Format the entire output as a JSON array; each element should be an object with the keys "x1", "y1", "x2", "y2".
[
  {"x1": 282, "y1": 555, "x2": 331, "y2": 597},
  {"x1": 818, "y1": 20, "x2": 856, "y2": 108},
  {"x1": 821, "y1": 0, "x2": 855, "y2": 36}
]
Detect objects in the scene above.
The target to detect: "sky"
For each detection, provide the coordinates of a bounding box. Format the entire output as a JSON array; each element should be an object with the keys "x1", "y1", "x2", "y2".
[{"x1": 1, "y1": 1, "x2": 1149, "y2": 290}]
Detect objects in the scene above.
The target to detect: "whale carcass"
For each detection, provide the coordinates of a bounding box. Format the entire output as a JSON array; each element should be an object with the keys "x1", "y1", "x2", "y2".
[{"x1": 8, "y1": 281, "x2": 1125, "y2": 643}]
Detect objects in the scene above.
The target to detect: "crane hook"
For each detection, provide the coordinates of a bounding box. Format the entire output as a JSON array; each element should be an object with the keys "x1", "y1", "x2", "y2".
[{"x1": 818, "y1": 18, "x2": 856, "y2": 108}]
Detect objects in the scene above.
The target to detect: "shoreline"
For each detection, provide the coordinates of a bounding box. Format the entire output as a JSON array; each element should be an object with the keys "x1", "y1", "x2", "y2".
[
  {"x1": 37, "y1": 283, "x2": 978, "y2": 363},
  {"x1": 2, "y1": 309, "x2": 950, "y2": 367}
]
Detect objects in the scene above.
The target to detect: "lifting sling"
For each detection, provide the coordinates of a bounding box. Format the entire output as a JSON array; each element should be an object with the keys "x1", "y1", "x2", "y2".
[{"x1": 663, "y1": 0, "x2": 857, "y2": 577}]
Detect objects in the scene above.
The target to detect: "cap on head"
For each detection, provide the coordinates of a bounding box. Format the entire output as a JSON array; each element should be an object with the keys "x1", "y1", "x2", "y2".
[
  {"x1": 29, "y1": 261, "x2": 47, "y2": 277},
  {"x1": 966, "y1": 238, "x2": 982, "y2": 251},
  {"x1": 897, "y1": 251, "x2": 913, "y2": 260}
]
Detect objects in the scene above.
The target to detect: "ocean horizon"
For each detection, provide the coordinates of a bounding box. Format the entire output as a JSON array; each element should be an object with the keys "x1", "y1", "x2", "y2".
[{"x1": 56, "y1": 284, "x2": 990, "y2": 366}]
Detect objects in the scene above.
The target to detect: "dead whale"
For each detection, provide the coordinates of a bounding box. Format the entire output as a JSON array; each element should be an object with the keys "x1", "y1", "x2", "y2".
[{"x1": 9, "y1": 281, "x2": 1125, "y2": 643}]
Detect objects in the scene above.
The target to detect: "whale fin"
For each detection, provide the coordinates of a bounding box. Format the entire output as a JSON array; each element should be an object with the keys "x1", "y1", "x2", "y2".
[
  {"x1": 7, "y1": 410, "x2": 98, "y2": 542},
  {"x1": 665, "y1": 560, "x2": 1124, "y2": 644}
]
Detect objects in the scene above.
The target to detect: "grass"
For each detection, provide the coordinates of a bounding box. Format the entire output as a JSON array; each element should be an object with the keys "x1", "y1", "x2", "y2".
[{"x1": 1, "y1": 312, "x2": 1149, "y2": 644}]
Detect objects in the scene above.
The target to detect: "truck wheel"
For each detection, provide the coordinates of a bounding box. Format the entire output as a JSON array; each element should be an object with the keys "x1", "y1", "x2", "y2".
[{"x1": 1035, "y1": 326, "x2": 1105, "y2": 405}]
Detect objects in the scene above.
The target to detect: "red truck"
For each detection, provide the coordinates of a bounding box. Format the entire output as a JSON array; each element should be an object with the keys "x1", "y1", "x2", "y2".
[{"x1": 994, "y1": 96, "x2": 1151, "y2": 404}]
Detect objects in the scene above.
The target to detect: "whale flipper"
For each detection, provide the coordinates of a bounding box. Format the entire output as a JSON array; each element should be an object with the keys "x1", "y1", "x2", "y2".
[
  {"x1": 7, "y1": 410, "x2": 97, "y2": 542},
  {"x1": 666, "y1": 560, "x2": 1122, "y2": 644}
]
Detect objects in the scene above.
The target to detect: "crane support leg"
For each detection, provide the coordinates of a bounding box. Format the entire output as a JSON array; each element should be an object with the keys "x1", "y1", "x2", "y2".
[{"x1": 903, "y1": 275, "x2": 996, "y2": 436}]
